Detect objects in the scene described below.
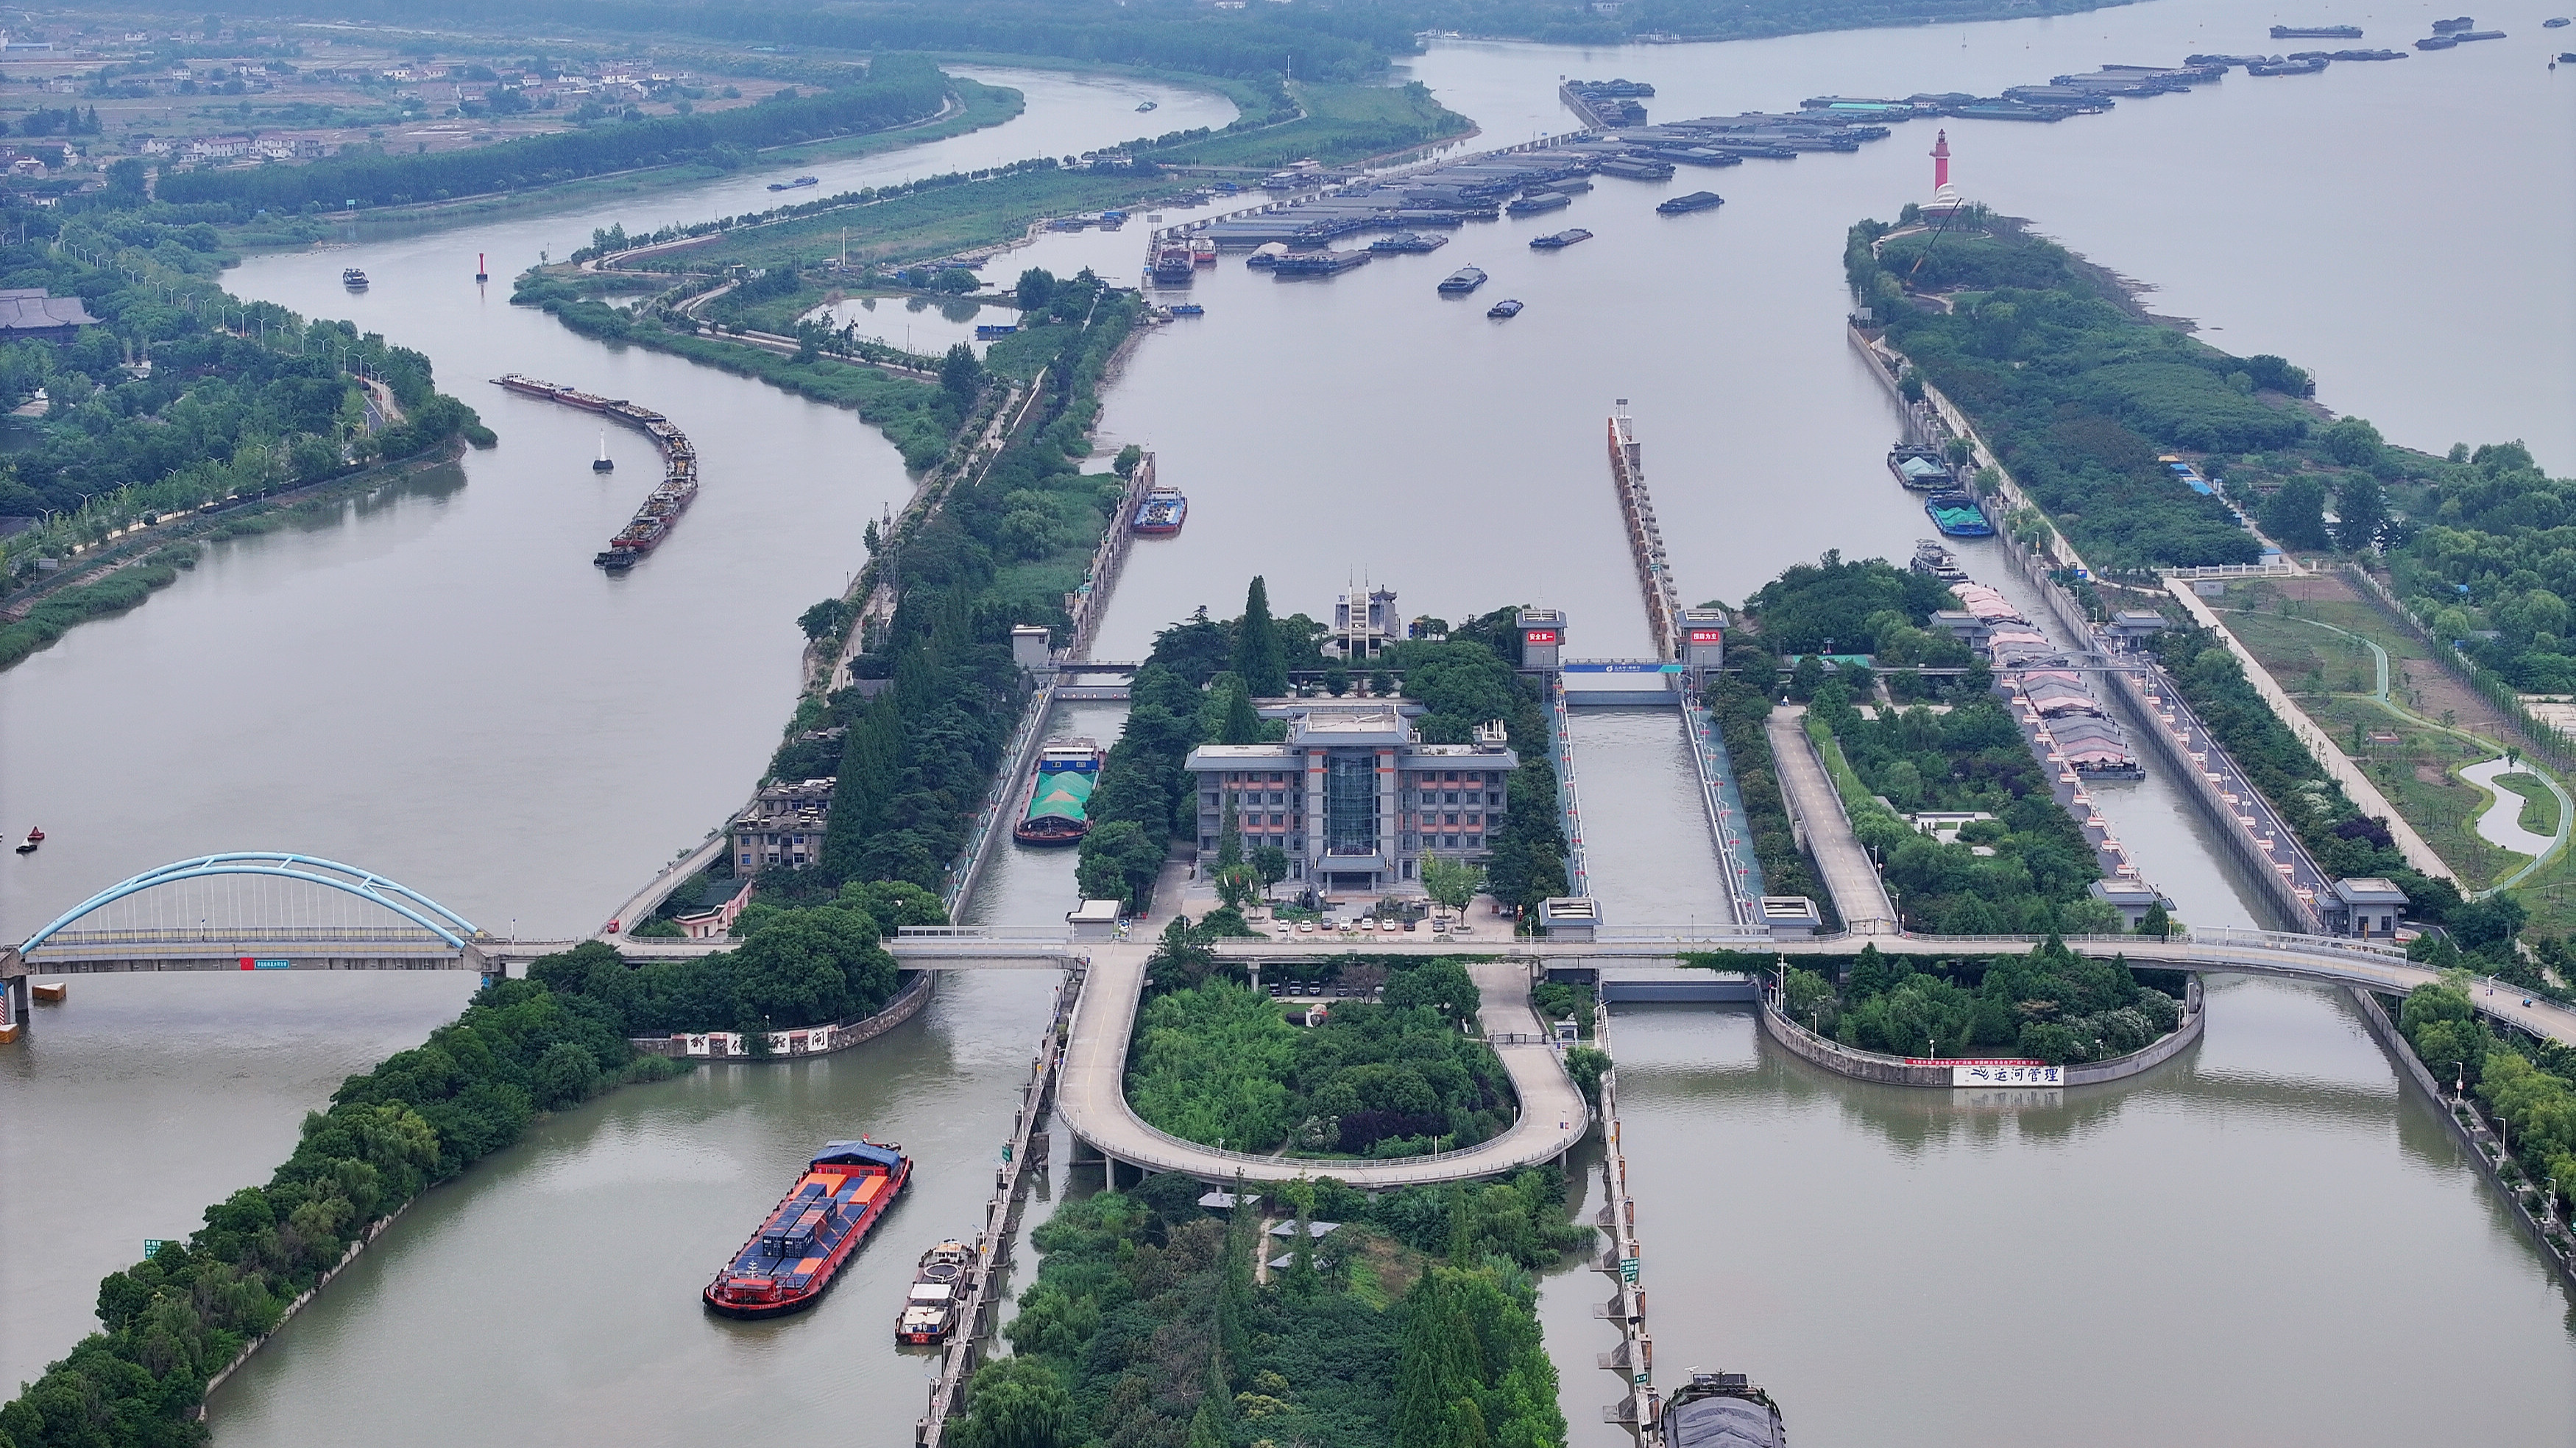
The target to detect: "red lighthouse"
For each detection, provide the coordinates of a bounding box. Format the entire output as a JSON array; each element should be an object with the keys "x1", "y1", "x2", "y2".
[{"x1": 1931, "y1": 129, "x2": 1951, "y2": 192}]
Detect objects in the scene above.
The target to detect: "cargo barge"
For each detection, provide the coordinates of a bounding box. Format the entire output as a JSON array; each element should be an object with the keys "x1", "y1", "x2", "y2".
[
  {"x1": 1270, "y1": 249, "x2": 1372, "y2": 277},
  {"x1": 898, "y1": 1241, "x2": 976, "y2": 1344},
  {"x1": 495, "y1": 375, "x2": 701, "y2": 570},
  {"x1": 1924, "y1": 489, "x2": 1994, "y2": 536},
  {"x1": 1013, "y1": 738, "x2": 1105, "y2": 846},
  {"x1": 1437, "y1": 266, "x2": 1489, "y2": 295},
  {"x1": 1370, "y1": 231, "x2": 1449, "y2": 253},
  {"x1": 1888, "y1": 444, "x2": 1955, "y2": 490},
  {"x1": 1529, "y1": 228, "x2": 1593, "y2": 249},
  {"x1": 1132, "y1": 483, "x2": 1187, "y2": 536},
  {"x1": 703, "y1": 1140, "x2": 910, "y2": 1319},
  {"x1": 1659, "y1": 1371, "x2": 1786, "y2": 1448},
  {"x1": 2272, "y1": 24, "x2": 2363, "y2": 38},
  {"x1": 1504, "y1": 191, "x2": 1572, "y2": 216},
  {"x1": 1657, "y1": 190, "x2": 1727, "y2": 215}
]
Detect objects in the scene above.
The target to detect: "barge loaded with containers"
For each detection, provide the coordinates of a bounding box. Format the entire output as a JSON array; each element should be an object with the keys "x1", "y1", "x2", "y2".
[
  {"x1": 1132, "y1": 482, "x2": 1188, "y2": 536},
  {"x1": 495, "y1": 375, "x2": 701, "y2": 570},
  {"x1": 703, "y1": 1140, "x2": 910, "y2": 1319}
]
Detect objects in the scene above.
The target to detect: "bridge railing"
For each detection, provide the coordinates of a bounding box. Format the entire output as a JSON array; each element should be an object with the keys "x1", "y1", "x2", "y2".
[
  {"x1": 30, "y1": 926, "x2": 454, "y2": 947},
  {"x1": 896, "y1": 926, "x2": 1078, "y2": 941}
]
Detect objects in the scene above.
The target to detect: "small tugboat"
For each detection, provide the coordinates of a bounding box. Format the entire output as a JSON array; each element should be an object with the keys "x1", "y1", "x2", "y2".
[
  {"x1": 592, "y1": 433, "x2": 615, "y2": 472},
  {"x1": 1132, "y1": 483, "x2": 1188, "y2": 537},
  {"x1": 1658, "y1": 1371, "x2": 1786, "y2": 1448},
  {"x1": 1487, "y1": 298, "x2": 1524, "y2": 319},
  {"x1": 1910, "y1": 538, "x2": 1968, "y2": 583},
  {"x1": 1015, "y1": 738, "x2": 1105, "y2": 846},
  {"x1": 703, "y1": 1140, "x2": 910, "y2": 1319},
  {"x1": 896, "y1": 1241, "x2": 976, "y2": 1344},
  {"x1": 15, "y1": 826, "x2": 41, "y2": 855},
  {"x1": 341, "y1": 267, "x2": 369, "y2": 290}
]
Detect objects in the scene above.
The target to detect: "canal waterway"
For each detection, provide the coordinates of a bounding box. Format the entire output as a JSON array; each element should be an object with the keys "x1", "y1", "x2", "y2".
[{"x1": 7, "y1": 4, "x2": 2576, "y2": 1436}]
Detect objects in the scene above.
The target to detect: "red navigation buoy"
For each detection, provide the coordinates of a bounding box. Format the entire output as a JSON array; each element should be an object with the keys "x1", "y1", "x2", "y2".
[{"x1": 475, "y1": 252, "x2": 489, "y2": 283}]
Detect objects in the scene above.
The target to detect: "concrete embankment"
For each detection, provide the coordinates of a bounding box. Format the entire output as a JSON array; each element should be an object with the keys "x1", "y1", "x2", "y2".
[
  {"x1": 627, "y1": 970, "x2": 937, "y2": 1060},
  {"x1": 1757, "y1": 976, "x2": 2206, "y2": 1088}
]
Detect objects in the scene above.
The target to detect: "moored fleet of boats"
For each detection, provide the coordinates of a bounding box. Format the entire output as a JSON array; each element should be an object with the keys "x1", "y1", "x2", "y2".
[{"x1": 495, "y1": 375, "x2": 701, "y2": 569}]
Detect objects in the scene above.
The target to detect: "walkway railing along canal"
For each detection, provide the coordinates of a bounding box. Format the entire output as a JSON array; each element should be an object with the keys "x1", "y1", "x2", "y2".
[
  {"x1": 1551, "y1": 676, "x2": 1590, "y2": 896},
  {"x1": 1678, "y1": 691, "x2": 1763, "y2": 927},
  {"x1": 918, "y1": 963, "x2": 1083, "y2": 1448},
  {"x1": 1590, "y1": 1009, "x2": 1661, "y2": 1444}
]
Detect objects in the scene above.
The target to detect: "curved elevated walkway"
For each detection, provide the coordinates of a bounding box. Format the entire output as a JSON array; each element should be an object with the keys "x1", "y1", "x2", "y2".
[{"x1": 1054, "y1": 944, "x2": 1590, "y2": 1188}]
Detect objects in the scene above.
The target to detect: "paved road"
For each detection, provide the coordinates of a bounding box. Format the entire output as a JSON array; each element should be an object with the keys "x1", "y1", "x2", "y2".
[
  {"x1": 1765, "y1": 705, "x2": 1897, "y2": 931},
  {"x1": 1054, "y1": 944, "x2": 1590, "y2": 1187}
]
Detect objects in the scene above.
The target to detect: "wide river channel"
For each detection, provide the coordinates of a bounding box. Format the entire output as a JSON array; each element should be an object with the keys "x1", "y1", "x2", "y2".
[{"x1": 4, "y1": 2, "x2": 2573, "y2": 1439}]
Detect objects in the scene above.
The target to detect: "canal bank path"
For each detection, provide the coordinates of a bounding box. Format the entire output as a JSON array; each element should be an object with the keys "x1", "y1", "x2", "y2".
[
  {"x1": 1766, "y1": 704, "x2": 1896, "y2": 932},
  {"x1": 1055, "y1": 944, "x2": 1588, "y2": 1186}
]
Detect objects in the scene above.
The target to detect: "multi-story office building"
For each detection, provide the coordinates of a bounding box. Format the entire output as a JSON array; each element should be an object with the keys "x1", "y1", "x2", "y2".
[{"x1": 1184, "y1": 700, "x2": 1516, "y2": 893}]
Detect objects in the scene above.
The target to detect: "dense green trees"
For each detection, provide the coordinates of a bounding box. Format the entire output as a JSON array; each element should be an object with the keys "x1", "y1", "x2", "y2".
[
  {"x1": 1234, "y1": 575, "x2": 1288, "y2": 697},
  {"x1": 1809, "y1": 939, "x2": 2184, "y2": 1063},
  {"x1": 2392, "y1": 441, "x2": 2576, "y2": 692},
  {"x1": 1130, "y1": 967, "x2": 1512, "y2": 1157},
  {"x1": 1740, "y1": 551, "x2": 1958, "y2": 657},
  {"x1": 2400, "y1": 982, "x2": 2575, "y2": 1224},
  {"x1": 983, "y1": 1165, "x2": 1577, "y2": 1448},
  {"x1": 0, "y1": 224, "x2": 481, "y2": 527},
  {"x1": 158, "y1": 57, "x2": 951, "y2": 214}
]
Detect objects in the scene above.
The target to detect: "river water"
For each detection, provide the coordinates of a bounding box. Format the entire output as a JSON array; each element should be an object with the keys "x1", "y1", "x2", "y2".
[{"x1": 6, "y1": 5, "x2": 2574, "y2": 1435}]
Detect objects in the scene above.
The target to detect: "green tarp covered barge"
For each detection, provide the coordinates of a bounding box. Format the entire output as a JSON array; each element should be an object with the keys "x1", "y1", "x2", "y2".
[{"x1": 1013, "y1": 738, "x2": 1104, "y2": 847}]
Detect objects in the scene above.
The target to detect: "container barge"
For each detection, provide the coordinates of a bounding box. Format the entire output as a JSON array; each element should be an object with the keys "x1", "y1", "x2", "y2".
[
  {"x1": 495, "y1": 375, "x2": 701, "y2": 570},
  {"x1": 703, "y1": 1140, "x2": 910, "y2": 1319},
  {"x1": 1132, "y1": 483, "x2": 1188, "y2": 536},
  {"x1": 1014, "y1": 739, "x2": 1105, "y2": 846}
]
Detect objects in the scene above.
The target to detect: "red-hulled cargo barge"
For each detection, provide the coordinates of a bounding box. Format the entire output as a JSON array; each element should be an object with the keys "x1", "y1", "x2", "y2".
[{"x1": 703, "y1": 1139, "x2": 910, "y2": 1319}]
